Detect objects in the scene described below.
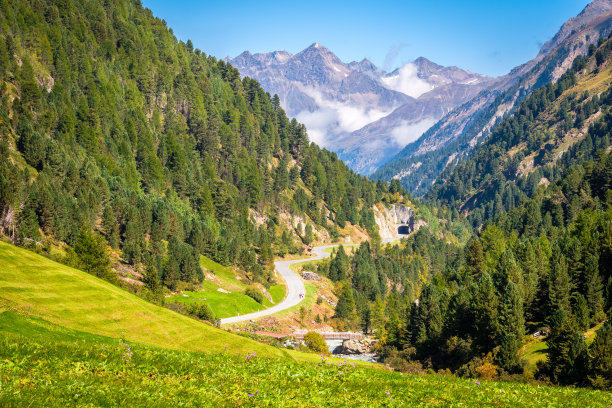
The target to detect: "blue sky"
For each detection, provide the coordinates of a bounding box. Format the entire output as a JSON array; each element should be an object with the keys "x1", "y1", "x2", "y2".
[{"x1": 141, "y1": 0, "x2": 591, "y2": 77}]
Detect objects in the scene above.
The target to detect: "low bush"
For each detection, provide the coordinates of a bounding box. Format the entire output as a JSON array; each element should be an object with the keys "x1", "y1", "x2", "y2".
[
  {"x1": 304, "y1": 331, "x2": 328, "y2": 354},
  {"x1": 244, "y1": 287, "x2": 264, "y2": 304}
]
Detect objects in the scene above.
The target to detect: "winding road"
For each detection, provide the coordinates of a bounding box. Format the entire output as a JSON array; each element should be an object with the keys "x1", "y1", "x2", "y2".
[{"x1": 219, "y1": 245, "x2": 339, "y2": 325}]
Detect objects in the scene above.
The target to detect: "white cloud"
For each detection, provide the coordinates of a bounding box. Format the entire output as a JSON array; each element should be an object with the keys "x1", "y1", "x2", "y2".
[
  {"x1": 295, "y1": 87, "x2": 394, "y2": 147},
  {"x1": 390, "y1": 118, "x2": 437, "y2": 147},
  {"x1": 381, "y1": 63, "x2": 433, "y2": 98}
]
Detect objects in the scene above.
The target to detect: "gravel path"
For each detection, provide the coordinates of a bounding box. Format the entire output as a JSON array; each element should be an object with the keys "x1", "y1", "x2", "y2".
[{"x1": 219, "y1": 245, "x2": 338, "y2": 325}]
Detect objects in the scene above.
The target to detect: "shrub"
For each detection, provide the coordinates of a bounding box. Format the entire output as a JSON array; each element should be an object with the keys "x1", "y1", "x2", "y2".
[
  {"x1": 303, "y1": 331, "x2": 328, "y2": 354},
  {"x1": 186, "y1": 302, "x2": 216, "y2": 323},
  {"x1": 244, "y1": 287, "x2": 264, "y2": 304},
  {"x1": 476, "y1": 357, "x2": 499, "y2": 381}
]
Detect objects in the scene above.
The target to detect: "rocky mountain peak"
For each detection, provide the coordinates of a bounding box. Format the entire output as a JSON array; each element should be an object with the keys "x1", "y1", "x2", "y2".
[{"x1": 538, "y1": 0, "x2": 612, "y2": 57}]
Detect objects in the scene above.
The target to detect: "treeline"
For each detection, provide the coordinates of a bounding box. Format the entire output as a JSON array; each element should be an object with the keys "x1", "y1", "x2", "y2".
[
  {"x1": 327, "y1": 150, "x2": 611, "y2": 388},
  {"x1": 428, "y1": 34, "x2": 612, "y2": 228},
  {"x1": 0, "y1": 0, "x2": 383, "y2": 294}
]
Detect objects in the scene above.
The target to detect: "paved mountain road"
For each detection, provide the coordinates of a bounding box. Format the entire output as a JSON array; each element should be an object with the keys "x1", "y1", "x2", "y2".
[{"x1": 219, "y1": 245, "x2": 339, "y2": 325}]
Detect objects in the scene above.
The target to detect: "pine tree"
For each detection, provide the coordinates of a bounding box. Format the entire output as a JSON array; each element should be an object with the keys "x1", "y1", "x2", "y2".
[
  {"x1": 573, "y1": 293, "x2": 590, "y2": 331},
  {"x1": 589, "y1": 322, "x2": 612, "y2": 389},
  {"x1": 566, "y1": 333, "x2": 589, "y2": 385},
  {"x1": 73, "y1": 228, "x2": 113, "y2": 281},
  {"x1": 548, "y1": 253, "x2": 572, "y2": 314},
  {"x1": 465, "y1": 238, "x2": 484, "y2": 278},
  {"x1": 497, "y1": 334, "x2": 521, "y2": 373},
  {"x1": 328, "y1": 245, "x2": 349, "y2": 281},
  {"x1": 499, "y1": 282, "x2": 525, "y2": 345},
  {"x1": 584, "y1": 254, "x2": 604, "y2": 322},
  {"x1": 303, "y1": 224, "x2": 313, "y2": 245},
  {"x1": 101, "y1": 205, "x2": 119, "y2": 249},
  {"x1": 541, "y1": 309, "x2": 577, "y2": 384},
  {"x1": 334, "y1": 284, "x2": 356, "y2": 319},
  {"x1": 474, "y1": 273, "x2": 499, "y2": 352},
  {"x1": 417, "y1": 284, "x2": 443, "y2": 344}
]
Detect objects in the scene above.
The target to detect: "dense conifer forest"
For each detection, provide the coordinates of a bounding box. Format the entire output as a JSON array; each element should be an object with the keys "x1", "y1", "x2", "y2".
[
  {"x1": 318, "y1": 37, "x2": 612, "y2": 389},
  {"x1": 0, "y1": 0, "x2": 386, "y2": 298}
]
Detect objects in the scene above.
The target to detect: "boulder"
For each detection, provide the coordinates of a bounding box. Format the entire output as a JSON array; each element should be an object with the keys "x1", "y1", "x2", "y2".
[
  {"x1": 333, "y1": 339, "x2": 369, "y2": 355},
  {"x1": 301, "y1": 271, "x2": 321, "y2": 281}
]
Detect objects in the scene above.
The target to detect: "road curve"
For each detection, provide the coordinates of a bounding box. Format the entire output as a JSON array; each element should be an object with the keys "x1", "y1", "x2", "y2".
[{"x1": 220, "y1": 245, "x2": 339, "y2": 325}]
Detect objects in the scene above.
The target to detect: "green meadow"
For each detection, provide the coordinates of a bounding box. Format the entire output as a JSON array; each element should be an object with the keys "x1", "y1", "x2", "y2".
[{"x1": 1, "y1": 241, "x2": 611, "y2": 407}]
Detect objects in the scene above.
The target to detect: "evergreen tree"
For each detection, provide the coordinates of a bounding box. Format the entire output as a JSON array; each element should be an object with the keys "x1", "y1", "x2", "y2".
[
  {"x1": 334, "y1": 284, "x2": 356, "y2": 319},
  {"x1": 474, "y1": 273, "x2": 499, "y2": 352},
  {"x1": 589, "y1": 322, "x2": 612, "y2": 390},
  {"x1": 328, "y1": 245, "x2": 349, "y2": 281},
  {"x1": 499, "y1": 282, "x2": 525, "y2": 345},
  {"x1": 73, "y1": 228, "x2": 113, "y2": 281},
  {"x1": 584, "y1": 254, "x2": 604, "y2": 322},
  {"x1": 465, "y1": 238, "x2": 484, "y2": 278},
  {"x1": 566, "y1": 333, "x2": 589, "y2": 385},
  {"x1": 548, "y1": 253, "x2": 572, "y2": 314},
  {"x1": 101, "y1": 205, "x2": 119, "y2": 249}
]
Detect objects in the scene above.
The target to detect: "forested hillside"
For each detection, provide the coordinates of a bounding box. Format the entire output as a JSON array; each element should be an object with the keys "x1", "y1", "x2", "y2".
[
  {"x1": 373, "y1": 3, "x2": 612, "y2": 197},
  {"x1": 321, "y1": 37, "x2": 612, "y2": 389},
  {"x1": 0, "y1": 0, "x2": 385, "y2": 294},
  {"x1": 429, "y1": 35, "x2": 612, "y2": 227}
]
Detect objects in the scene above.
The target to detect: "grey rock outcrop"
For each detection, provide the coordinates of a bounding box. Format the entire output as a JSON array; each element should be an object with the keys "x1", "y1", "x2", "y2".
[
  {"x1": 301, "y1": 271, "x2": 321, "y2": 281},
  {"x1": 374, "y1": 204, "x2": 415, "y2": 241}
]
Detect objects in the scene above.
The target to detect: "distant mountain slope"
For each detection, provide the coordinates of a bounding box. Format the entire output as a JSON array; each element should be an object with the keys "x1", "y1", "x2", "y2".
[
  {"x1": 429, "y1": 32, "x2": 612, "y2": 226},
  {"x1": 374, "y1": 0, "x2": 612, "y2": 194},
  {"x1": 228, "y1": 46, "x2": 492, "y2": 174}
]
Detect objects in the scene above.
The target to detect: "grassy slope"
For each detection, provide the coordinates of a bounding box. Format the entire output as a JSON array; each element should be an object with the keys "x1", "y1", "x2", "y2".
[
  {"x1": 165, "y1": 255, "x2": 287, "y2": 319},
  {"x1": 1, "y1": 316, "x2": 610, "y2": 408},
  {"x1": 0, "y1": 241, "x2": 289, "y2": 358},
  {"x1": 1, "y1": 242, "x2": 610, "y2": 406}
]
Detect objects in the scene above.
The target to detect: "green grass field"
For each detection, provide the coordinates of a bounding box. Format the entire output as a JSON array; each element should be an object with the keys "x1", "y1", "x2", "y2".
[
  {"x1": 165, "y1": 255, "x2": 286, "y2": 319},
  {"x1": 0, "y1": 241, "x2": 288, "y2": 358},
  {"x1": 2, "y1": 314, "x2": 611, "y2": 407}
]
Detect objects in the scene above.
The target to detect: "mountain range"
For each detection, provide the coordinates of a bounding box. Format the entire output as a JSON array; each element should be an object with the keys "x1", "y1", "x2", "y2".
[
  {"x1": 227, "y1": 46, "x2": 493, "y2": 174},
  {"x1": 229, "y1": 0, "x2": 612, "y2": 194},
  {"x1": 373, "y1": 0, "x2": 612, "y2": 194}
]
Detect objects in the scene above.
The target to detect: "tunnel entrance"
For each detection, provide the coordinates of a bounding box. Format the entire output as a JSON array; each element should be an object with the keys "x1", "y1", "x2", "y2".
[{"x1": 398, "y1": 225, "x2": 411, "y2": 235}]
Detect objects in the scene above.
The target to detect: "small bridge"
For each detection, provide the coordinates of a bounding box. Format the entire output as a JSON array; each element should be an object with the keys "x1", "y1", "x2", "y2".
[{"x1": 292, "y1": 331, "x2": 364, "y2": 340}]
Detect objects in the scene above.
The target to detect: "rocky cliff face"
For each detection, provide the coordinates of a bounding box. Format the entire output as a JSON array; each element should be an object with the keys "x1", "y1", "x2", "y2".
[{"x1": 373, "y1": 204, "x2": 415, "y2": 241}]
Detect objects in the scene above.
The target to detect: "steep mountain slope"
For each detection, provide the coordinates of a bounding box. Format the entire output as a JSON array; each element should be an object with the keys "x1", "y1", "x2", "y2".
[
  {"x1": 374, "y1": 0, "x2": 612, "y2": 194},
  {"x1": 429, "y1": 33, "x2": 612, "y2": 226},
  {"x1": 228, "y1": 46, "x2": 492, "y2": 174},
  {"x1": 0, "y1": 0, "x2": 384, "y2": 295}
]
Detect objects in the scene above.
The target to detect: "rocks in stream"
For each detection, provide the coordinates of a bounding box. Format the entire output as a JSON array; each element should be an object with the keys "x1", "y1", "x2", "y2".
[{"x1": 332, "y1": 339, "x2": 376, "y2": 355}]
